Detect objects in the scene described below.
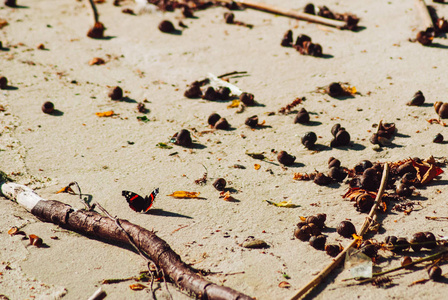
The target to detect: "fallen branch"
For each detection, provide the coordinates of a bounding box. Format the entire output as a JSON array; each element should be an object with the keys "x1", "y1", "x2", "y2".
[
  {"x1": 0, "y1": 181, "x2": 252, "y2": 300},
  {"x1": 290, "y1": 163, "x2": 390, "y2": 300}
]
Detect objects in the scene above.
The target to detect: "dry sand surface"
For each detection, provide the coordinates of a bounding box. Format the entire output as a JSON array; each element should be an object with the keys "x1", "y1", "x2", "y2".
[{"x1": 1, "y1": 0, "x2": 448, "y2": 299}]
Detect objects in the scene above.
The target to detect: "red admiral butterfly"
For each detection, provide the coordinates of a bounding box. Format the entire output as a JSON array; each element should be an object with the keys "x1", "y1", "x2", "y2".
[{"x1": 122, "y1": 188, "x2": 159, "y2": 213}]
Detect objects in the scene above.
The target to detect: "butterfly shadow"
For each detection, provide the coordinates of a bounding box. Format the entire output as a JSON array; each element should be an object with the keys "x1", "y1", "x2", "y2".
[{"x1": 146, "y1": 209, "x2": 193, "y2": 219}]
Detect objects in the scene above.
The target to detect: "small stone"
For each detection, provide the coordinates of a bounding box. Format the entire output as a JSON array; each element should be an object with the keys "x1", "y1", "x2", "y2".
[{"x1": 242, "y1": 239, "x2": 268, "y2": 249}]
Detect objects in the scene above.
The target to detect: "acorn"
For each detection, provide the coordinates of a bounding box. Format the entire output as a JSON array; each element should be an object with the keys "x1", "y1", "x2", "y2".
[
  {"x1": 327, "y1": 82, "x2": 344, "y2": 97},
  {"x1": 315, "y1": 213, "x2": 327, "y2": 228},
  {"x1": 428, "y1": 266, "x2": 442, "y2": 281},
  {"x1": 213, "y1": 178, "x2": 226, "y2": 191},
  {"x1": 294, "y1": 225, "x2": 311, "y2": 241},
  {"x1": 245, "y1": 115, "x2": 259, "y2": 128},
  {"x1": 401, "y1": 256, "x2": 413, "y2": 269},
  {"x1": 355, "y1": 193, "x2": 374, "y2": 213},
  {"x1": 354, "y1": 160, "x2": 373, "y2": 174},
  {"x1": 416, "y1": 30, "x2": 433, "y2": 46},
  {"x1": 396, "y1": 183, "x2": 413, "y2": 197},
  {"x1": 239, "y1": 92, "x2": 255, "y2": 106},
  {"x1": 337, "y1": 221, "x2": 356, "y2": 238},
  {"x1": 5, "y1": 0, "x2": 17, "y2": 7},
  {"x1": 328, "y1": 167, "x2": 347, "y2": 182},
  {"x1": 87, "y1": 22, "x2": 105, "y2": 39},
  {"x1": 296, "y1": 221, "x2": 307, "y2": 229},
  {"x1": 305, "y1": 215, "x2": 319, "y2": 226},
  {"x1": 158, "y1": 20, "x2": 175, "y2": 33},
  {"x1": 203, "y1": 87, "x2": 219, "y2": 101},
  {"x1": 281, "y1": 30, "x2": 293, "y2": 47},
  {"x1": 433, "y1": 133, "x2": 444, "y2": 143},
  {"x1": 224, "y1": 12, "x2": 235, "y2": 24},
  {"x1": 184, "y1": 83, "x2": 202, "y2": 98},
  {"x1": 0, "y1": 76, "x2": 8, "y2": 89},
  {"x1": 407, "y1": 91, "x2": 425, "y2": 106},
  {"x1": 42, "y1": 101, "x2": 55, "y2": 114},
  {"x1": 277, "y1": 151, "x2": 296, "y2": 166},
  {"x1": 208, "y1": 113, "x2": 221, "y2": 126},
  {"x1": 294, "y1": 108, "x2": 310, "y2": 124},
  {"x1": 435, "y1": 101, "x2": 448, "y2": 118},
  {"x1": 423, "y1": 232, "x2": 437, "y2": 249},
  {"x1": 301, "y1": 131, "x2": 317, "y2": 149},
  {"x1": 217, "y1": 86, "x2": 231, "y2": 100},
  {"x1": 172, "y1": 129, "x2": 192, "y2": 147},
  {"x1": 307, "y1": 223, "x2": 322, "y2": 236},
  {"x1": 325, "y1": 244, "x2": 342, "y2": 257},
  {"x1": 330, "y1": 129, "x2": 350, "y2": 147},
  {"x1": 108, "y1": 86, "x2": 123, "y2": 100},
  {"x1": 309, "y1": 235, "x2": 326, "y2": 250},
  {"x1": 328, "y1": 157, "x2": 341, "y2": 168},
  {"x1": 313, "y1": 173, "x2": 331, "y2": 186},
  {"x1": 304, "y1": 3, "x2": 315, "y2": 15},
  {"x1": 410, "y1": 232, "x2": 426, "y2": 252},
  {"x1": 330, "y1": 123, "x2": 341, "y2": 137},
  {"x1": 214, "y1": 117, "x2": 230, "y2": 130}
]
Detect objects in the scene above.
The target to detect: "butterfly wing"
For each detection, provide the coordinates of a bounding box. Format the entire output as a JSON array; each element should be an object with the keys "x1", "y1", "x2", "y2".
[
  {"x1": 122, "y1": 190, "x2": 145, "y2": 212},
  {"x1": 143, "y1": 188, "x2": 159, "y2": 213}
]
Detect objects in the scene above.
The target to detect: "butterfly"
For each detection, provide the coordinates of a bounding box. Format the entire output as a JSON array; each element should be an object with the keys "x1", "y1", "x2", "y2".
[{"x1": 122, "y1": 188, "x2": 159, "y2": 213}]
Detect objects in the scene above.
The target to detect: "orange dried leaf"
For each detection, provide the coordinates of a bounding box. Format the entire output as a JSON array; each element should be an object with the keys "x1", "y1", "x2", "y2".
[
  {"x1": 300, "y1": 216, "x2": 306, "y2": 222},
  {"x1": 167, "y1": 191, "x2": 200, "y2": 198},
  {"x1": 412, "y1": 160, "x2": 443, "y2": 185},
  {"x1": 89, "y1": 57, "x2": 105, "y2": 65},
  {"x1": 56, "y1": 185, "x2": 75, "y2": 194},
  {"x1": 129, "y1": 283, "x2": 147, "y2": 290},
  {"x1": 8, "y1": 227, "x2": 25, "y2": 236},
  {"x1": 278, "y1": 281, "x2": 291, "y2": 288},
  {"x1": 352, "y1": 233, "x2": 362, "y2": 240},
  {"x1": 96, "y1": 110, "x2": 114, "y2": 117},
  {"x1": 254, "y1": 164, "x2": 261, "y2": 170},
  {"x1": 227, "y1": 99, "x2": 240, "y2": 108}
]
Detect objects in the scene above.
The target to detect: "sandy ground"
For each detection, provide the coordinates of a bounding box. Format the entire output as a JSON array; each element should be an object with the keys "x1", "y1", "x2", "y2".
[{"x1": 1, "y1": 0, "x2": 448, "y2": 299}]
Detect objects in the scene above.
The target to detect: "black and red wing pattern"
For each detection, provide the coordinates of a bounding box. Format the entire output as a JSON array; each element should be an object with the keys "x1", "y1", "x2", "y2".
[{"x1": 122, "y1": 188, "x2": 159, "y2": 213}]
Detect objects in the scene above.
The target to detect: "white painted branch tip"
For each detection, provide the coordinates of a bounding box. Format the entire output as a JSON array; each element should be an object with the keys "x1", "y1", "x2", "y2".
[{"x1": 0, "y1": 182, "x2": 44, "y2": 211}]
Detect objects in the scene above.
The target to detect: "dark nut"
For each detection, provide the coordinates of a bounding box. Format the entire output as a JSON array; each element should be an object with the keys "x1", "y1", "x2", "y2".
[
  {"x1": 203, "y1": 87, "x2": 219, "y2": 101},
  {"x1": 385, "y1": 235, "x2": 397, "y2": 249},
  {"x1": 433, "y1": 133, "x2": 444, "y2": 143},
  {"x1": 396, "y1": 183, "x2": 412, "y2": 197},
  {"x1": 309, "y1": 43, "x2": 322, "y2": 57},
  {"x1": 428, "y1": 266, "x2": 442, "y2": 281},
  {"x1": 245, "y1": 115, "x2": 259, "y2": 128},
  {"x1": 354, "y1": 160, "x2": 373, "y2": 174},
  {"x1": 294, "y1": 34, "x2": 311, "y2": 47},
  {"x1": 304, "y1": 3, "x2": 315, "y2": 14},
  {"x1": 213, "y1": 178, "x2": 226, "y2": 191},
  {"x1": 184, "y1": 84, "x2": 202, "y2": 98},
  {"x1": 294, "y1": 108, "x2": 310, "y2": 124},
  {"x1": 359, "y1": 174, "x2": 378, "y2": 191},
  {"x1": 239, "y1": 92, "x2": 255, "y2": 106},
  {"x1": 87, "y1": 22, "x2": 105, "y2": 39},
  {"x1": 0, "y1": 76, "x2": 8, "y2": 89},
  {"x1": 224, "y1": 12, "x2": 235, "y2": 24},
  {"x1": 331, "y1": 123, "x2": 341, "y2": 137},
  {"x1": 315, "y1": 213, "x2": 327, "y2": 228},
  {"x1": 181, "y1": 6, "x2": 194, "y2": 18},
  {"x1": 5, "y1": 0, "x2": 17, "y2": 7},
  {"x1": 42, "y1": 101, "x2": 55, "y2": 114},
  {"x1": 307, "y1": 223, "x2": 322, "y2": 236},
  {"x1": 214, "y1": 117, "x2": 230, "y2": 130},
  {"x1": 410, "y1": 232, "x2": 426, "y2": 252},
  {"x1": 325, "y1": 244, "x2": 341, "y2": 257},
  {"x1": 309, "y1": 235, "x2": 326, "y2": 250},
  {"x1": 301, "y1": 131, "x2": 317, "y2": 149},
  {"x1": 328, "y1": 167, "x2": 347, "y2": 182},
  {"x1": 313, "y1": 173, "x2": 331, "y2": 186},
  {"x1": 407, "y1": 91, "x2": 425, "y2": 106},
  {"x1": 294, "y1": 225, "x2": 311, "y2": 241},
  {"x1": 208, "y1": 113, "x2": 221, "y2": 126},
  {"x1": 355, "y1": 193, "x2": 374, "y2": 213},
  {"x1": 281, "y1": 30, "x2": 293, "y2": 47},
  {"x1": 401, "y1": 172, "x2": 416, "y2": 185},
  {"x1": 328, "y1": 157, "x2": 341, "y2": 168},
  {"x1": 332, "y1": 129, "x2": 350, "y2": 147},
  {"x1": 396, "y1": 161, "x2": 415, "y2": 176},
  {"x1": 108, "y1": 86, "x2": 123, "y2": 100},
  {"x1": 277, "y1": 151, "x2": 296, "y2": 166},
  {"x1": 158, "y1": 20, "x2": 175, "y2": 33},
  {"x1": 137, "y1": 102, "x2": 146, "y2": 113},
  {"x1": 401, "y1": 256, "x2": 413, "y2": 269},
  {"x1": 337, "y1": 221, "x2": 356, "y2": 238},
  {"x1": 327, "y1": 82, "x2": 344, "y2": 97},
  {"x1": 296, "y1": 221, "x2": 307, "y2": 228},
  {"x1": 393, "y1": 237, "x2": 410, "y2": 253},
  {"x1": 416, "y1": 30, "x2": 433, "y2": 46},
  {"x1": 360, "y1": 244, "x2": 378, "y2": 258},
  {"x1": 217, "y1": 86, "x2": 231, "y2": 100},
  {"x1": 172, "y1": 129, "x2": 192, "y2": 147},
  {"x1": 423, "y1": 232, "x2": 437, "y2": 249}
]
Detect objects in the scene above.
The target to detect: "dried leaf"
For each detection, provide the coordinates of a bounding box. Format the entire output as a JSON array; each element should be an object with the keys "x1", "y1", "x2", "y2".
[
  {"x1": 227, "y1": 99, "x2": 240, "y2": 108},
  {"x1": 96, "y1": 110, "x2": 114, "y2": 117},
  {"x1": 56, "y1": 185, "x2": 75, "y2": 194},
  {"x1": 167, "y1": 191, "x2": 201, "y2": 198},
  {"x1": 8, "y1": 226, "x2": 25, "y2": 236},
  {"x1": 412, "y1": 159, "x2": 443, "y2": 185},
  {"x1": 220, "y1": 191, "x2": 236, "y2": 201},
  {"x1": 299, "y1": 216, "x2": 306, "y2": 222},
  {"x1": 264, "y1": 200, "x2": 299, "y2": 208},
  {"x1": 246, "y1": 152, "x2": 265, "y2": 160},
  {"x1": 242, "y1": 239, "x2": 268, "y2": 248},
  {"x1": 89, "y1": 57, "x2": 105, "y2": 65},
  {"x1": 278, "y1": 281, "x2": 291, "y2": 288},
  {"x1": 129, "y1": 283, "x2": 147, "y2": 290},
  {"x1": 0, "y1": 19, "x2": 8, "y2": 29},
  {"x1": 254, "y1": 164, "x2": 261, "y2": 170}
]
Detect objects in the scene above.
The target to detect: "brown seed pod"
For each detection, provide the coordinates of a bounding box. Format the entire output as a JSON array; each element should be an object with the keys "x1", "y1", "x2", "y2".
[
  {"x1": 396, "y1": 183, "x2": 412, "y2": 197},
  {"x1": 87, "y1": 22, "x2": 105, "y2": 39},
  {"x1": 327, "y1": 82, "x2": 344, "y2": 97},
  {"x1": 301, "y1": 131, "x2": 317, "y2": 149},
  {"x1": 158, "y1": 20, "x2": 175, "y2": 33},
  {"x1": 337, "y1": 221, "x2": 356, "y2": 238},
  {"x1": 224, "y1": 12, "x2": 235, "y2": 24},
  {"x1": 41, "y1": 101, "x2": 55, "y2": 114},
  {"x1": 308, "y1": 43, "x2": 322, "y2": 57},
  {"x1": 396, "y1": 161, "x2": 415, "y2": 176},
  {"x1": 401, "y1": 256, "x2": 413, "y2": 269},
  {"x1": 281, "y1": 30, "x2": 293, "y2": 47},
  {"x1": 331, "y1": 129, "x2": 350, "y2": 147},
  {"x1": 277, "y1": 151, "x2": 296, "y2": 166},
  {"x1": 407, "y1": 90, "x2": 425, "y2": 106},
  {"x1": 184, "y1": 82, "x2": 202, "y2": 98},
  {"x1": 108, "y1": 86, "x2": 123, "y2": 100},
  {"x1": 315, "y1": 213, "x2": 327, "y2": 228},
  {"x1": 354, "y1": 160, "x2": 373, "y2": 174},
  {"x1": 331, "y1": 123, "x2": 341, "y2": 137},
  {"x1": 181, "y1": 6, "x2": 194, "y2": 18},
  {"x1": 423, "y1": 232, "x2": 437, "y2": 249},
  {"x1": 325, "y1": 244, "x2": 342, "y2": 257},
  {"x1": 203, "y1": 87, "x2": 219, "y2": 101},
  {"x1": 393, "y1": 237, "x2": 410, "y2": 253},
  {"x1": 294, "y1": 108, "x2": 310, "y2": 124},
  {"x1": 207, "y1": 113, "x2": 221, "y2": 126},
  {"x1": 294, "y1": 34, "x2": 311, "y2": 48},
  {"x1": 245, "y1": 115, "x2": 259, "y2": 128},
  {"x1": 309, "y1": 235, "x2": 326, "y2": 250},
  {"x1": 305, "y1": 215, "x2": 319, "y2": 226},
  {"x1": 239, "y1": 92, "x2": 255, "y2": 106},
  {"x1": 213, "y1": 178, "x2": 226, "y2": 191},
  {"x1": 434, "y1": 101, "x2": 448, "y2": 119},
  {"x1": 217, "y1": 86, "x2": 231, "y2": 100},
  {"x1": 328, "y1": 157, "x2": 341, "y2": 168},
  {"x1": 294, "y1": 225, "x2": 311, "y2": 241},
  {"x1": 428, "y1": 266, "x2": 442, "y2": 281},
  {"x1": 0, "y1": 76, "x2": 8, "y2": 89},
  {"x1": 172, "y1": 129, "x2": 192, "y2": 147},
  {"x1": 214, "y1": 117, "x2": 230, "y2": 130},
  {"x1": 307, "y1": 223, "x2": 322, "y2": 236},
  {"x1": 355, "y1": 193, "x2": 374, "y2": 213},
  {"x1": 401, "y1": 172, "x2": 416, "y2": 185},
  {"x1": 433, "y1": 133, "x2": 444, "y2": 143},
  {"x1": 5, "y1": 0, "x2": 17, "y2": 7},
  {"x1": 313, "y1": 173, "x2": 332, "y2": 186},
  {"x1": 410, "y1": 232, "x2": 426, "y2": 252},
  {"x1": 296, "y1": 221, "x2": 307, "y2": 228},
  {"x1": 304, "y1": 3, "x2": 315, "y2": 15},
  {"x1": 136, "y1": 102, "x2": 146, "y2": 113},
  {"x1": 360, "y1": 244, "x2": 378, "y2": 258},
  {"x1": 416, "y1": 30, "x2": 433, "y2": 46},
  {"x1": 28, "y1": 234, "x2": 43, "y2": 247},
  {"x1": 328, "y1": 167, "x2": 347, "y2": 182}
]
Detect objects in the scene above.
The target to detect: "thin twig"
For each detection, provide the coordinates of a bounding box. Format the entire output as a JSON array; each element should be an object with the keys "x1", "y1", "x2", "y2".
[
  {"x1": 88, "y1": 0, "x2": 99, "y2": 24},
  {"x1": 290, "y1": 164, "x2": 390, "y2": 300}
]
